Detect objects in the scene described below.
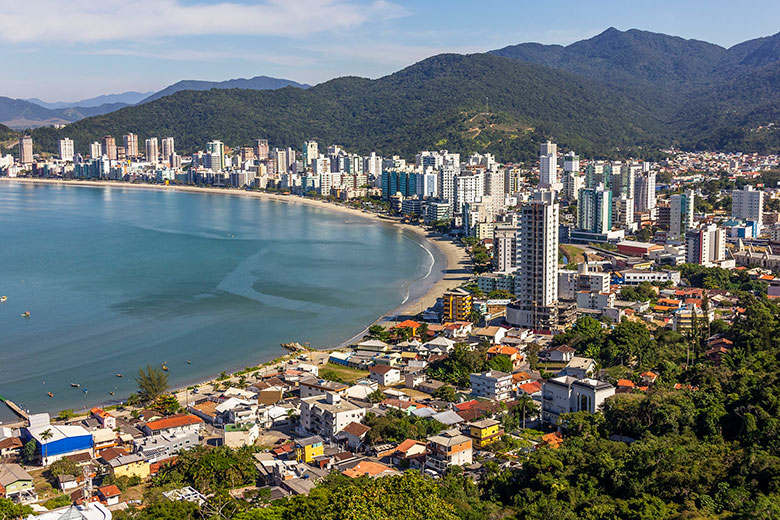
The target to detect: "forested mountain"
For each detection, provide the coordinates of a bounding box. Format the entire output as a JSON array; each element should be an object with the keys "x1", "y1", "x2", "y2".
[
  {"x1": 140, "y1": 75, "x2": 310, "y2": 104},
  {"x1": 24, "y1": 28, "x2": 780, "y2": 160},
  {"x1": 26, "y1": 91, "x2": 152, "y2": 109},
  {"x1": 0, "y1": 97, "x2": 133, "y2": 129}
]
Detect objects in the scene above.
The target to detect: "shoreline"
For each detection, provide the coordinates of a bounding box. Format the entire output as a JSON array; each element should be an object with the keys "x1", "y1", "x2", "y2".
[{"x1": 0, "y1": 177, "x2": 471, "y2": 416}]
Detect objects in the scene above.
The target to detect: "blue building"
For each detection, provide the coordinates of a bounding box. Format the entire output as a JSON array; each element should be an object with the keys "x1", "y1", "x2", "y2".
[
  {"x1": 24, "y1": 423, "x2": 94, "y2": 465},
  {"x1": 382, "y1": 171, "x2": 418, "y2": 200}
]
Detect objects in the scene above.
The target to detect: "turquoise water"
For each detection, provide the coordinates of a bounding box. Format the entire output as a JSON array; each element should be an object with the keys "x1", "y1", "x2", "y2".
[{"x1": 0, "y1": 182, "x2": 441, "y2": 422}]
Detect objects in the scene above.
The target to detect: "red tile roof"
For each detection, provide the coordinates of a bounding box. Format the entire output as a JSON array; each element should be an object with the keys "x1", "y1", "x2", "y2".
[
  {"x1": 145, "y1": 414, "x2": 203, "y2": 431},
  {"x1": 517, "y1": 382, "x2": 542, "y2": 395},
  {"x1": 98, "y1": 485, "x2": 121, "y2": 498},
  {"x1": 341, "y1": 422, "x2": 371, "y2": 437},
  {"x1": 395, "y1": 320, "x2": 421, "y2": 329}
]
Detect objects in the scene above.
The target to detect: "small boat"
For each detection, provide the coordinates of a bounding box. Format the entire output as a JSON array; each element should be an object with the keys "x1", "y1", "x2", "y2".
[
  {"x1": 70, "y1": 383, "x2": 80, "y2": 388},
  {"x1": 47, "y1": 392, "x2": 54, "y2": 398},
  {"x1": 162, "y1": 365, "x2": 169, "y2": 371},
  {"x1": 109, "y1": 391, "x2": 115, "y2": 396},
  {"x1": 0, "y1": 296, "x2": 7, "y2": 302},
  {"x1": 115, "y1": 374, "x2": 123, "y2": 378},
  {"x1": 186, "y1": 360, "x2": 191, "y2": 364},
  {"x1": 83, "y1": 389, "x2": 88, "y2": 395},
  {"x1": 20, "y1": 311, "x2": 30, "y2": 318}
]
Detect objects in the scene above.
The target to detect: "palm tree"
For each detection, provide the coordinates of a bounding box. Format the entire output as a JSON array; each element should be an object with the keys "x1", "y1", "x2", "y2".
[
  {"x1": 40, "y1": 428, "x2": 53, "y2": 464},
  {"x1": 515, "y1": 394, "x2": 538, "y2": 430}
]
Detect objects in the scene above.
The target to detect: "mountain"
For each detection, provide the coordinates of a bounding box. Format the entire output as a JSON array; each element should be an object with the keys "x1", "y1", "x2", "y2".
[
  {"x1": 140, "y1": 76, "x2": 310, "y2": 104},
  {"x1": 30, "y1": 53, "x2": 667, "y2": 162},
  {"x1": 25, "y1": 91, "x2": 152, "y2": 109},
  {"x1": 0, "y1": 97, "x2": 134, "y2": 129}
]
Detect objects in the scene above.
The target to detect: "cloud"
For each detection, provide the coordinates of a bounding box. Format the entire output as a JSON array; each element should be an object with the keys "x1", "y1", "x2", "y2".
[{"x1": 0, "y1": 0, "x2": 407, "y2": 44}]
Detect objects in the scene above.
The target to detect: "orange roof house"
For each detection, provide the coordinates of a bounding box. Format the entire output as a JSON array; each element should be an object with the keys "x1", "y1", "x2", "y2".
[
  {"x1": 143, "y1": 414, "x2": 203, "y2": 434},
  {"x1": 541, "y1": 432, "x2": 564, "y2": 449},
  {"x1": 343, "y1": 460, "x2": 399, "y2": 478}
]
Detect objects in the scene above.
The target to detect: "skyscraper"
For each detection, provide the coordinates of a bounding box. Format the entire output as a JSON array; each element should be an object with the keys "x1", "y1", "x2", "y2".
[
  {"x1": 123, "y1": 133, "x2": 138, "y2": 158},
  {"x1": 670, "y1": 190, "x2": 695, "y2": 239},
  {"x1": 303, "y1": 140, "x2": 318, "y2": 168},
  {"x1": 161, "y1": 137, "x2": 175, "y2": 163},
  {"x1": 206, "y1": 140, "x2": 225, "y2": 171},
  {"x1": 59, "y1": 138, "x2": 74, "y2": 162},
  {"x1": 686, "y1": 224, "x2": 726, "y2": 266},
  {"x1": 254, "y1": 139, "x2": 269, "y2": 160},
  {"x1": 101, "y1": 136, "x2": 117, "y2": 161},
  {"x1": 732, "y1": 185, "x2": 764, "y2": 229},
  {"x1": 145, "y1": 138, "x2": 159, "y2": 164},
  {"x1": 18, "y1": 136, "x2": 33, "y2": 165},
  {"x1": 90, "y1": 142, "x2": 102, "y2": 158},
  {"x1": 634, "y1": 171, "x2": 657, "y2": 212},
  {"x1": 493, "y1": 226, "x2": 519, "y2": 273},
  {"x1": 578, "y1": 185, "x2": 612, "y2": 234},
  {"x1": 507, "y1": 191, "x2": 560, "y2": 330},
  {"x1": 539, "y1": 141, "x2": 559, "y2": 189}
]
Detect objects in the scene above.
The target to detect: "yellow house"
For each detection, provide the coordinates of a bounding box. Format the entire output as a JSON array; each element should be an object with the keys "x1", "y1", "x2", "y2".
[
  {"x1": 109, "y1": 454, "x2": 151, "y2": 480},
  {"x1": 296, "y1": 435, "x2": 325, "y2": 463},
  {"x1": 469, "y1": 419, "x2": 503, "y2": 447}
]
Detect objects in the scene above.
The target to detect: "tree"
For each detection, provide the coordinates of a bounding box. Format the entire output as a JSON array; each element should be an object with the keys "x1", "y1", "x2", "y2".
[
  {"x1": 152, "y1": 394, "x2": 181, "y2": 415},
  {"x1": 432, "y1": 385, "x2": 457, "y2": 402},
  {"x1": 484, "y1": 354, "x2": 513, "y2": 373},
  {"x1": 56, "y1": 409, "x2": 75, "y2": 421},
  {"x1": 0, "y1": 497, "x2": 33, "y2": 519},
  {"x1": 40, "y1": 429, "x2": 53, "y2": 463},
  {"x1": 48, "y1": 458, "x2": 80, "y2": 478},
  {"x1": 513, "y1": 393, "x2": 539, "y2": 430},
  {"x1": 368, "y1": 389, "x2": 385, "y2": 403},
  {"x1": 366, "y1": 325, "x2": 389, "y2": 341},
  {"x1": 21, "y1": 440, "x2": 37, "y2": 465},
  {"x1": 136, "y1": 364, "x2": 170, "y2": 403}
]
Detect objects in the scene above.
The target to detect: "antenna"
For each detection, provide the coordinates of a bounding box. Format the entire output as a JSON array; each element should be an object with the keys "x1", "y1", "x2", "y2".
[{"x1": 83, "y1": 465, "x2": 93, "y2": 507}]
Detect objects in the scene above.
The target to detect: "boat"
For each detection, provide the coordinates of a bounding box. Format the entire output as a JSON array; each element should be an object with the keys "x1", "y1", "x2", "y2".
[
  {"x1": 70, "y1": 383, "x2": 80, "y2": 388},
  {"x1": 0, "y1": 296, "x2": 7, "y2": 302},
  {"x1": 115, "y1": 374, "x2": 123, "y2": 378},
  {"x1": 47, "y1": 392, "x2": 54, "y2": 398},
  {"x1": 109, "y1": 391, "x2": 115, "y2": 396},
  {"x1": 20, "y1": 311, "x2": 30, "y2": 318},
  {"x1": 186, "y1": 360, "x2": 191, "y2": 364},
  {"x1": 162, "y1": 365, "x2": 169, "y2": 371}
]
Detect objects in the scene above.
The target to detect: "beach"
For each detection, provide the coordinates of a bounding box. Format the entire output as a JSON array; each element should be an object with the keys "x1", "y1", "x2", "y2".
[{"x1": 0, "y1": 177, "x2": 471, "y2": 414}]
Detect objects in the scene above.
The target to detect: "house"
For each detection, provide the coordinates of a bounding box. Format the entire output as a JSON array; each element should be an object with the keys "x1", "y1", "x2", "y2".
[
  {"x1": 223, "y1": 423, "x2": 260, "y2": 448},
  {"x1": 0, "y1": 464, "x2": 35, "y2": 503},
  {"x1": 392, "y1": 439, "x2": 427, "y2": 466},
  {"x1": 295, "y1": 436, "x2": 325, "y2": 463},
  {"x1": 486, "y1": 345, "x2": 522, "y2": 369},
  {"x1": 356, "y1": 339, "x2": 391, "y2": 353},
  {"x1": 97, "y1": 484, "x2": 121, "y2": 506},
  {"x1": 394, "y1": 320, "x2": 421, "y2": 336},
  {"x1": 342, "y1": 460, "x2": 400, "y2": 479},
  {"x1": 299, "y1": 393, "x2": 367, "y2": 439},
  {"x1": 89, "y1": 408, "x2": 116, "y2": 429},
  {"x1": 640, "y1": 371, "x2": 658, "y2": 385},
  {"x1": 545, "y1": 345, "x2": 575, "y2": 362},
  {"x1": 541, "y1": 432, "x2": 564, "y2": 448},
  {"x1": 142, "y1": 414, "x2": 203, "y2": 438},
  {"x1": 188, "y1": 401, "x2": 219, "y2": 424},
  {"x1": 336, "y1": 422, "x2": 371, "y2": 452},
  {"x1": 562, "y1": 356, "x2": 596, "y2": 379},
  {"x1": 516, "y1": 381, "x2": 543, "y2": 397},
  {"x1": 425, "y1": 429, "x2": 473, "y2": 474},
  {"x1": 0, "y1": 437, "x2": 22, "y2": 458},
  {"x1": 108, "y1": 453, "x2": 150, "y2": 479},
  {"x1": 24, "y1": 421, "x2": 94, "y2": 466},
  {"x1": 541, "y1": 376, "x2": 615, "y2": 425},
  {"x1": 468, "y1": 419, "x2": 503, "y2": 447},
  {"x1": 57, "y1": 474, "x2": 79, "y2": 492},
  {"x1": 135, "y1": 431, "x2": 199, "y2": 462},
  {"x1": 423, "y1": 336, "x2": 456, "y2": 354},
  {"x1": 92, "y1": 428, "x2": 118, "y2": 453},
  {"x1": 299, "y1": 378, "x2": 349, "y2": 398},
  {"x1": 368, "y1": 365, "x2": 401, "y2": 386},
  {"x1": 469, "y1": 370, "x2": 513, "y2": 401}
]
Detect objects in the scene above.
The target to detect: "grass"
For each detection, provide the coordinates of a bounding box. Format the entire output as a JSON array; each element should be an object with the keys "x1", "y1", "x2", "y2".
[
  {"x1": 320, "y1": 363, "x2": 369, "y2": 384},
  {"x1": 559, "y1": 244, "x2": 586, "y2": 264}
]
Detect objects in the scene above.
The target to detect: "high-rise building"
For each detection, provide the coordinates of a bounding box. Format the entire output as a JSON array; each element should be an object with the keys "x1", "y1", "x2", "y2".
[
  {"x1": 634, "y1": 171, "x2": 657, "y2": 212},
  {"x1": 732, "y1": 185, "x2": 764, "y2": 229},
  {"x1": 18, "y1": 136, "x2": 33, "y2": 165},
  {"x1": 59, "y1": 138, "x2": 74, "y2": 162},
  {"x1": 493, "y1": 226, "x2": 519, "y2": 273},
  {"x1": 563, "y1": 151, "x2": 579, "y2": 175},
  {"x1": 90, "y1": 142, "x2": 102, "y2": 158},
  {"x1": 454, "y1": 172, "x2": 485, "y2": 214},
  {"x1": 670, "y1": 190, "x2": 695, "y2": 239},
  {"x1": 563, "y1": 170, "x2": 583, "y2": 201},
  {"x1": 610, "y1": 161, "x2": 636, "y2": 200},
  {"x1": 585, "y1": 161, "x2": 611, "y2": 189},
  {"x1": 161, "y1": 137, "x2": 175, "y2": 163},
  {"x1": 612, "y1": 197, "x2": 635, "y2": 230},
  {"x1": 686, "y1": 224, "x2": 726, "y2": 266},
  {"x1": 539, "y1": 141, "x2": 559, "y2": 189},
  {"x1": 101, "y1": 136, "x2": 117, "y2": 161},
  {"x1": 439, "y1": 163, "x2": 459, "y2": 209},
  {"x1": 442, "y1": 288, "x2": 473, "y2": 322},
  {"x1": 123, "y1": 133, "x2": 138, "y2": 158},
  {"x1": 206, "y1": 140, "x2": 225, "y2": 171},
  {"x1": 303, "y1": 140, "x2": 318, "y2": 168},
  {"x1": 507, "y1": 191, "x2": 560, "y2": 330},
  {"x1": 578, "y1": 185, "x2": 612, "y2": 234},
  {"x1": 145, "y1": 137, "x2": 159, "y2": 164},
  {"x1": 254, "y1": 139, "x2": 269, "y2": 160}
]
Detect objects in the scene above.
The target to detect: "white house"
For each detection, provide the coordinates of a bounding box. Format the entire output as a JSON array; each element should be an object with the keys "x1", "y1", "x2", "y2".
[{"x1": 368, "y1": 365, "x2": 401, "y2": 386}]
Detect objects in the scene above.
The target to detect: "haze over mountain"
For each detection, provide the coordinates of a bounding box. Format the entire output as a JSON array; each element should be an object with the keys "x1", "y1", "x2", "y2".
[
  {"x1": 26, "y1": 28, "x2": 780, "y2": 160},
  {"x1": 140, "y1": 76, "x2": 310, "y2": 104},
  {"x1": 26, "y1": 91, "x2": 153, "y2": 109}
]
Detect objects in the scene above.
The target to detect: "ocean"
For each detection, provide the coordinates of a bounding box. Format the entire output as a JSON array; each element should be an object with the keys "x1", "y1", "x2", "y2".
[{"x1": 0, "y1": 182, "x2": 442, "y2": 423}]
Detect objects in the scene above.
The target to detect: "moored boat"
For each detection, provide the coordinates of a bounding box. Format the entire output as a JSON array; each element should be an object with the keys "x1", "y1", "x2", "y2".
[{"x1": 70, "y1": 383, "x2": 80, "y2": 388}]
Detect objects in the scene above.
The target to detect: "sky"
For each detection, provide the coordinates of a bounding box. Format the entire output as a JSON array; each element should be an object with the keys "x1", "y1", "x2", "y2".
[{"x1": 2, "y1": 0, "x2": 780, "y2": 101}]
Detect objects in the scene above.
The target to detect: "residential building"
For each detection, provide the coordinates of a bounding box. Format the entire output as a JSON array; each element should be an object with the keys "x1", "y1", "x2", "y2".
[
  {"x1": 59, "y1": 138, "x2": 74, "y2": 162},
  {"x1": 732, "y1": 185, "x2": 764, "y2": 229},
  {"x1": 506, "y1": 191, "x2": 560, "y2": 330},
  {"x1": 621, "y1": 269, "x2": 681, "y2": 285},
  {"x1": 670, "y1": 190, "x2": 695, "y2": 239},
  {"x1": 576, "y1": 291, "x2": 615, "y2": 311},
  {"x1": 0, "y1": 464, "x2": 35, "y2": 502},
  {"x1": 443, "y1": 288, "x2": 473, "y2": 322},
  {"x1": 101, "y1": 136, "x2": 117, "y2": 161},
  {"x1": 578, "y1": 185, "x2": 612, "y2": 233},
  {"x1": 135, "y1": 431, "x2": 199, "y2": 462},
  {"x1": 123, "y1": 133, "x2": 139, "y2": 158},
  {"x1": 161, "y1": 137, "x2": 175, "y2": 163},
  {"x1": 425, "y1": 429, "x2": 473, "y2": 474},
  {"x1": 562, "y1": 356, "x2": 597, "y2": 379},
  {"x1": 90, "y1": 141, "x2": 102, "y2": 158},
  {"x1": 18, "y1": 136, "x2": 33, "y2": 165},
  {"x1": 254, "y1": 139, "x2": 269, "y2": 159},
  {"x1": 469, "y1": 370, "x2": 513, "y2": 401},
  {"x1": 295, "y1": 436, "x2": 325, "y2": 463},
  {"x1": 368, "y1": 365, "x2": 401, "y2": 386},
  {"x1": 108, "y1": 453, "x2": 150, "y2": 479},
  {"x1": 299, "y1": 378, "x2": 349, "y2": 398},
  {"x1": 145, "y1": 137, "x2": 159, "y2": 164},
  {"x1": 468, "y1": 419, "x2": 503, "y2": 447},
  {"x1": 142, "y1": 414, "x2": 203, "y2": 437},
  {"x1": 686, "y1": 224, "x2": 726, "y2": 266},
  {"x1": 493, "y1": 226, "x2": 519, "y2": 273},
  {"x1": 206, "y1": 140, "x2": 225, "y2": 171},
  {"x1": 299, "y1": 393, "x2": 367, "y2": 439},
  {"x1": 539, "y1": 141, "x2": 560, "y2": 190}
]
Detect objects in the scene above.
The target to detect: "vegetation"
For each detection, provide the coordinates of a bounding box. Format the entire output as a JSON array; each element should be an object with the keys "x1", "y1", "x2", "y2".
[
  {"x1": 432, "y1": 384, "x2": 458, "y2": 402},
  {"x1": 0, "y1": 497, "x2": 32, "y2": 519},
  {"x1": 319, "y1": 364, "x2": 369, "y2": 384},
  {"x1": 48, "y1": 458, "x2": 80, "y2": 478},
  {"x1": 364, "y1": 409, "x2": 445, "y2": 444},
  {"x1": 135, "y1": 364, "x2": 170, "y2": 403},
  {"x1": 152, "y1": 445, "x2": 259, "y2": 494}
]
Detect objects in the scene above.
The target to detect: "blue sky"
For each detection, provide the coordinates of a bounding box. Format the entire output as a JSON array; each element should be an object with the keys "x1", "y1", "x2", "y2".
[{"x1": 3, "y1": 0, "x2": 780, "y2": 101}]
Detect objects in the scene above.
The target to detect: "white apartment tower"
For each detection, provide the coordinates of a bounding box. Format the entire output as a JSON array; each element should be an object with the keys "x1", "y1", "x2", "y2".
[
  {"x1": 161, "y1": 137, "x2": 175, "y2": 163},
  {"x1": 59, "y1": 138, "x2": 74, "y2": 162},
  {"x1": 303, "y1": 140, "x2": 318, "y2": 168},
  {"x1": 90, "y1": 141, "x2": 102, "y2": 158},
  {"x1": 539, "y1": 140, "x2": 559, "y2": 189},
  {"x1": 686, "y1": 224, "x2": 726, "y2": 266},
  {"x1": 254, "y1": 139, "x2": 269, "y2": 160},
  {"x1": 732, "y1": 185, "x2": 764, "y2": 229},
  {"x1": 507, "y1": 191, "x2": 560, "y2": 330},
  {"x1": 145, "y1": 138, "x2": 159, "y2": 164},
  {"x1": 454, "y1": 172, "x2": 485, "y2": 214},
  {"x1": 634, "y1": 171, "x2": 657, "y2": 212},
  {"x1": 670, "y1": 190, "x2": 695, "y2": 240},
  {"x1": 123, "y1": 133, "x2": 139, "y2": 158},
  {"x1": 493, "y1": 226, "x2": 519, "y2": 273}
]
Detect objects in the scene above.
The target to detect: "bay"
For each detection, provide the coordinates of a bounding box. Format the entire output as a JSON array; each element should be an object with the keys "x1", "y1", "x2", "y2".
[{"x1": 0, "y1": 182, "x2": 440, "y2": 422}]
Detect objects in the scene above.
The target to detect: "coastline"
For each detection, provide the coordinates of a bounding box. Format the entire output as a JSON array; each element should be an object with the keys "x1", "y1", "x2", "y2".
[{"x1": 0, "y1": 177, "x2": 471, "y2": 415}]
